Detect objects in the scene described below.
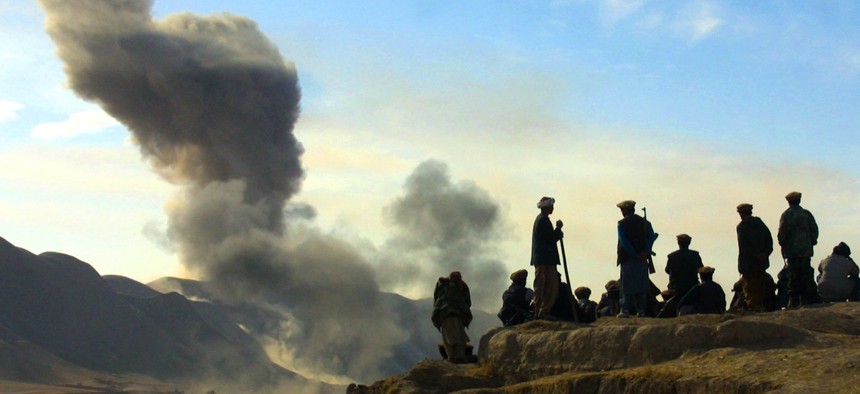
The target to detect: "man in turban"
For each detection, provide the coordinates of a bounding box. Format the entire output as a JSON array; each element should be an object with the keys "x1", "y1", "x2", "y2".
[
  {"x1": 530, "y1": 196, "x2": 564, "y2": 319},
  {"x1": 498, "y1": 269, "x2": 534, "y2": 326}
]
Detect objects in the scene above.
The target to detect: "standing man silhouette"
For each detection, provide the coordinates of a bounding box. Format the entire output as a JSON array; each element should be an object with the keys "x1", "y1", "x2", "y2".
[
  {"x1": 531, "y1": 197, "x2": 564, "y2": 319},
  {"x1": 778, "y1": 192, "x2": 819, "y2": 308},
  {"x1": 616, "y1": 200, "x2": 656, "y2": 318},
  {"x1": 736, "y1": 203, "x2": 774, "y2": 312},
  {"x1": 665, "y1": 233, "x2": 704, "y2": 300}
]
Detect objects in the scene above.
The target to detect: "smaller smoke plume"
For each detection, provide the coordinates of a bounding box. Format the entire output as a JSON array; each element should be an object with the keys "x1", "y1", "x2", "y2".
[
  {"x1": 142, "y1": 220, "x2": 174, "y2": 253},
  {"x1": 376, "y1": 160, "x2": 508, "y2": 311}
]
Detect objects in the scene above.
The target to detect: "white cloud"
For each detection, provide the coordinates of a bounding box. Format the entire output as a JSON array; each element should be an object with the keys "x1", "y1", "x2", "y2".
[
  {"x1": 600, "y1": 0, "x2": 647, "y2": 25},
  {"x1": 31, "y1": 109, "x2": 120, "y2": 140},
  {"x1": 676, "y1": 1, "x2": 724, "y2": 42},
  {"x1": 623, "y1": 2, "x2": 725, "y2": 42},
  {"x1": 691, "y1": 16, "x2": 723, "y2": 40},
  {"x1": 0, "y1": 100, "x2": 23, "y2": 122}
]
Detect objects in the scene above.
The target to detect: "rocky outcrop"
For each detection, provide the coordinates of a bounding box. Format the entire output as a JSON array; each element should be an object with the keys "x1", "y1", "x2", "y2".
[{"x1": 354, "y1": 303, "x2": 860, "y2": 393}]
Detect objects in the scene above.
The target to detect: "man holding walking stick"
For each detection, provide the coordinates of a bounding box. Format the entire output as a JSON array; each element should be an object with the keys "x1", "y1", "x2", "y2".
[{"x1": 531, "y1": 196, "x2": 564, "y2": 319}]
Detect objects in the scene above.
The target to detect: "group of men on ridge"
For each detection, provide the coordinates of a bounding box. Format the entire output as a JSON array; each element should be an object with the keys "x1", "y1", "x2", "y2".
[
  {"x1": 433, "y1": 191, "x2": 859, "y2": 362},
  {"x1": 501, "y1": 191, "x2": 858, "y2": 324}
]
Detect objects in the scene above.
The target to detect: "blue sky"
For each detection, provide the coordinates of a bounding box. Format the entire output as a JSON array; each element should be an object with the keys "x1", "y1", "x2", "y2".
[{"x1": 1, "y1": 0, "x2": 859, "y2": 304}]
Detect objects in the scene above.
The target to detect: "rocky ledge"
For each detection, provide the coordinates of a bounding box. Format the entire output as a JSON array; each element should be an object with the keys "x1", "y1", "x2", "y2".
[{"x1": 349, "y1": 302, "x2": 860, "y2": 393}]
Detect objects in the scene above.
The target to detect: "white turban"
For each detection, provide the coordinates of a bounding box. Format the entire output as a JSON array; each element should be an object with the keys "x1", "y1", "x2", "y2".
[{"x1": 536, "y1": 197, "x2": 555, "y2": 209}]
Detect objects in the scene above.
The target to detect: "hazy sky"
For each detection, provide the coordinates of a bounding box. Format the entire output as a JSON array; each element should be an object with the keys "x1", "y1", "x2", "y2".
[{"x1": 1, "y1": 0, "x2": 859, "y2": 309}]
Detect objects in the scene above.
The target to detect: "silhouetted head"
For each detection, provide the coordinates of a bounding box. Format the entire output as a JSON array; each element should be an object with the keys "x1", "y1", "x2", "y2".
[
  {"x1": 605, "y1": 280, "x2": 620, "y2": 297},
  {"x1": 736, "y1": 203, "x2": 753, "y2": 219},
  {"x1": 676, "y1": 233, "x2": 692, "y2": 248},
  {"x1": 450, "y1": 271, "x2": 462, "y2": 283},
  {"x1": 785, "y1": 191, "x2": 802, "y2": 206},
  {"x1": 537, "y1": 196, "x2": 555, "y2": 215},
  {"x1": 698, "y1": 266, "x2": 715, "y2": 282},
  {"x1": 833, "y1": 242, "x2": 851, "y2": 257},
  {"x1": 574, "y1": 286, "x2": 591, "y2": 300},
  {"x1": 510, "y1": 269, "x2": 528, "y2": 285},
  {"x1": 616, "y1": 200, "x2": 635, "y2": 217}
]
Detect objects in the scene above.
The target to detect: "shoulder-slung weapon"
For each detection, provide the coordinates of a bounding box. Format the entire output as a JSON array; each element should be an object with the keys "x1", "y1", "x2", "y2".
[{"x1": 643, "y1": 207, "x2": 657, "y2": 274}]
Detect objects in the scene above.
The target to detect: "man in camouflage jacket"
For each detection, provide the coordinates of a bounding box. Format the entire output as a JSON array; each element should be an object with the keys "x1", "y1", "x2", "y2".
[{"x1": 777, "y1": 191, "x2": 819, "y2": 308}]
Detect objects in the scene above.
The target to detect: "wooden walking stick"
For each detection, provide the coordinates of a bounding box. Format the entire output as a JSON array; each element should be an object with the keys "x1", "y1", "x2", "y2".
[{"x1": 560, "y1": 237, "x2": 580, "y2": 323}]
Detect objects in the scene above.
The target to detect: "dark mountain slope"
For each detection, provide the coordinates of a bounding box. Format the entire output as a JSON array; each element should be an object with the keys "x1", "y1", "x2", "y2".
[
  {"x1": 0, "y1": 236, "x2": 336, "y2": 392},
  {"x1": 0, "y1": 237, "x2": 201, "y2": 379},
  {"x1": 102, "y1": 274, "x2": 162, "y2": 299}
]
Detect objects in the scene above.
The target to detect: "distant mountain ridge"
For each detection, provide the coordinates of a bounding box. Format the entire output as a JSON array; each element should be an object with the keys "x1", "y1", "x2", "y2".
[
  {"x1": 0, "y1": 236, "x2": 333, "y2": 392},
  {"x1": 0, "y1": 237, "x2": 199, "y2": 379}
]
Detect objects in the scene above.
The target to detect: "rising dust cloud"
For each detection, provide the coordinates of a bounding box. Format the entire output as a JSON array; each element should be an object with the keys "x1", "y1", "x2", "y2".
[
  {"x1": 40, "y1": 0, "x2": 508, "y2": 384},
  {"x1": 377, "y1": 160, "x2": 507, "y2": 311}
]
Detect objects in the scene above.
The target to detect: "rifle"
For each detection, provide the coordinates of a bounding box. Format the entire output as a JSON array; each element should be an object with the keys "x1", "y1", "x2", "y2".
[{"x1": 642, "y1": 207, "x2": 658, "y2": 274}]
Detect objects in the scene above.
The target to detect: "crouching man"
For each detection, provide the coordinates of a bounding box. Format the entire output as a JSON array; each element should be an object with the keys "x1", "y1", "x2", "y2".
[
  {"x1": 678, "y1": 266, "x2": 726, "y2": 315},
  {"x1": 498, "y1": 269, "x2": 534, "y2": 326},
  {"x1": 432, "y1": 271, "x2": 473, "y2": 363}
]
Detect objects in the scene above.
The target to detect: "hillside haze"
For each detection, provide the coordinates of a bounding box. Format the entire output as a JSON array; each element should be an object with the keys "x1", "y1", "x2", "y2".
[{"x1": 0, "y1": 236, "x2": 495, "y2": 392}]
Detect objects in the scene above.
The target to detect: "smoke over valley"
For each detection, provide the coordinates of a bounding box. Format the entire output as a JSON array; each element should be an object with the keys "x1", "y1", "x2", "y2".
[
  {"x1": 376, "y1": 160, "x2": 507, "y2": 312},
  {"x1": 39, "y1": 0, "x2": 506, "y2": 384}
]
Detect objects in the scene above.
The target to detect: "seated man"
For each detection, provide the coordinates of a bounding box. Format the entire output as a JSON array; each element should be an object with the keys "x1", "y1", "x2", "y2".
[
  {"x1": 550, "y1": 273, "x2": 582, "y2": 322},
  {"x1": 732, "y1": 274, "x2": 778, "y2": 313},
  {"x1": 597, "y1": 280, "x2": 621, "y2": 318},
  {"x1": 498, "y1": 269, "x2": 534, "y2": 326},
  {"x1": 729, "y1": 279, "x2": 748, "y2": 312},
  {"x1": 817, "y1": 242, "x2": 860, "y2": 302},
  {"x1": 656, "y1": 289, "x2": 679, "y2": 318},
  {"x1": 645, "y1": 279, "x2": 662, "y2": 317},
  {"x1": 678, "y1": 266, "x2": 726, "y2": 315},
  {"x1": 574, "y1": 286, "x2": 598, "y2": 323}
]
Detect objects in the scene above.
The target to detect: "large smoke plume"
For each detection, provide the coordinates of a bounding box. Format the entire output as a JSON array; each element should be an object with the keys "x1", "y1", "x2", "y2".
[
  {"x1": 377, "y1": 160, "x2": 508, "y2": 311},
  {"x1": 40, "y1": 0, "x2": 405, "y2": 382}
]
